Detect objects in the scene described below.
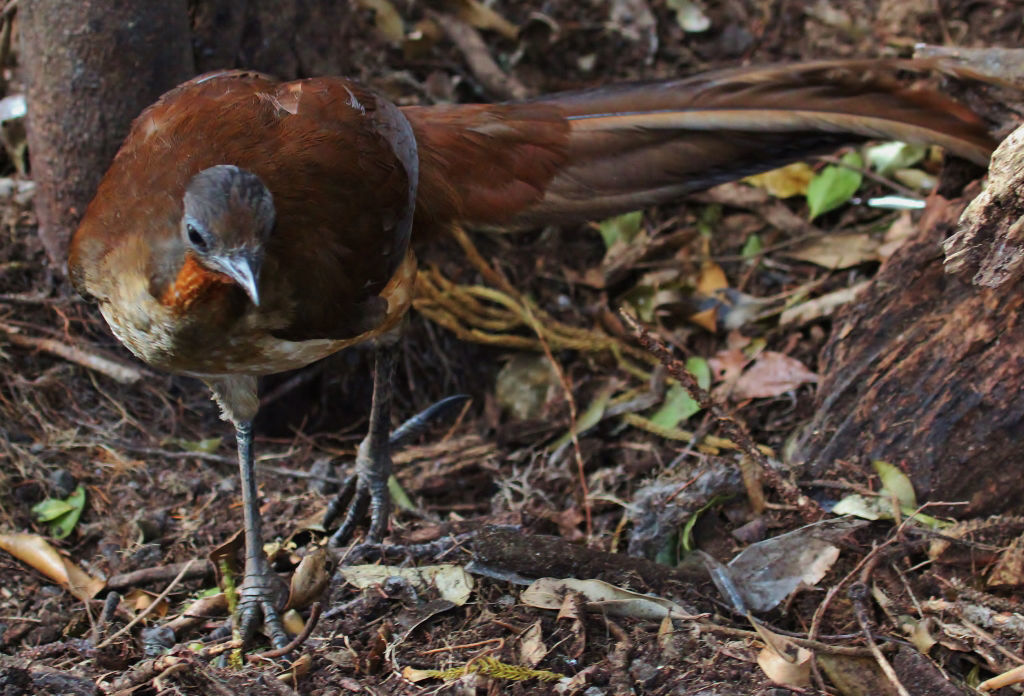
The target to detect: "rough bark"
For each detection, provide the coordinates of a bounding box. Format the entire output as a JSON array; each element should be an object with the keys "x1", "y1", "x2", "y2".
[
  {"x1": 20, "y1": 1, "x2": 194, "y2": 271},
  {"x1": 790, "y1": 133, "x2": 1024, "y2": 515}
]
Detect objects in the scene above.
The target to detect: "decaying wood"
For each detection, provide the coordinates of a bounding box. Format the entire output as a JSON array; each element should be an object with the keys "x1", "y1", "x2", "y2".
[
  {"x1": 944, "y1": 124, "x2": 1024, "y2": 288},
  {"x1": 791, "y1": 141, "x2": 1024, "y2": 514},
  {"x1": 471, "y1": 527, "x2": 710, "y2": 600}
]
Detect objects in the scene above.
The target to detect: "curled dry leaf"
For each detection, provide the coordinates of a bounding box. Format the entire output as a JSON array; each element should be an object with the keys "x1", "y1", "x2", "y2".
[
  {"x1": 0, "y1": 532, "x2": 104, "y2": 600},
  {"x1": 278, "y1": 653, "x2": 313, "y2": 681},
  {"x1": 521, "y1": 577, "x2": 693, "y2": 620},
  {"x1": 712, "y1": 518, "x2": 866, "y2": 612},
  {"x1": 339, "y1": 564, "x2": 474, "y2": 605},
  {"x1": 285, "y1": 546, "x2": 330, "y2": 610},
  {"x1": 753, "y1": 621, "x2": 812, "y2": 688},
  {"x1": 732, "y1": 351, "x2": 818, "y2": 400},
  {"x1": 519, "y1": 619, "x2": 548, "y2": 667},
  {"x1": 786, "y1": 232, "x2": 880, "y2": 269},
  {"x1": 123, "y1": 589, "x2": 169, "y2": 619}
]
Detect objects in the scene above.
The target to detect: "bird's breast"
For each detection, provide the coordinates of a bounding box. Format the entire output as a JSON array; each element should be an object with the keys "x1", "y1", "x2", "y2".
[{"x1": 99, "y1": 248, "x2": 418, "y2": 377}]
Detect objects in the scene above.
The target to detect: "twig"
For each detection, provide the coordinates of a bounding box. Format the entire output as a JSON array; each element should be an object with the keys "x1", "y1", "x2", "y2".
[
  {"x1": 849, "y1": 581, "x2": 911, "y2": 696},
  {"x1": 107, "y1": 654, "x2": 189, "y2": 694},
  {"x1": 0, "y1": 322, "x2": 142, "y2": 383},
  {"x1": 523, "y1": 298, "x2": 593, "y2": 537},
  {"x1": 249, "y1": 602, "x2": 322, "y2": 661},
  {"x1": 97, "y1": 560, "x2": 195, "y2": 649},
  {"x1": 619, "y1": 310, "x2": 819, "y2": 521},
  {"x1": 979, "y1": 664, "x2": 1024, "y2": 692},
  {"x1": 430, "y1": 11, "x2": 528, "y2": 100},
  {"x1": 106, "y1": 560, "x2": 215, "y2": 591},
  {"x1": 421, "y1": 637, "x2": 504, "y2": 655}
]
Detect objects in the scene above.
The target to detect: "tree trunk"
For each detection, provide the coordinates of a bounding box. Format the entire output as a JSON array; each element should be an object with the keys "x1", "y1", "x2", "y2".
[
  {"x1": 20, "y1": 1, "x2": 193, "y2": 271},
  {"x1": 790, "y1": 131, "x2": 1024, "y2": 515}
]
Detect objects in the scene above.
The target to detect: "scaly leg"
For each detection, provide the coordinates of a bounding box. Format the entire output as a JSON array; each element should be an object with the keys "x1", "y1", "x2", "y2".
[
  {"x1": 235, "y1": 420, "x2": 290, "y2": 650},
  {"x1": 330, "y1": 346, "x2": 396, "y2": 546}
]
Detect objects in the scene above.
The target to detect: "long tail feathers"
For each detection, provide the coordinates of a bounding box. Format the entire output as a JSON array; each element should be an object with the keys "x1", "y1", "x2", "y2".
[{"x1": 404, "y1": 60, "x2": 996, "y2": 232}]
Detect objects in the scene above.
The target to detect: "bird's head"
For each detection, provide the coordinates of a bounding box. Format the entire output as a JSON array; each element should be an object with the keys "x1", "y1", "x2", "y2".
[{"x1": 181, "y1": 165, "x2": 275, "y2": 306}]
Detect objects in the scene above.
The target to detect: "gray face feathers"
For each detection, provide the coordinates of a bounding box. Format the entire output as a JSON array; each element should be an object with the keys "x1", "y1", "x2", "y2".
[{"x1": 181, "y1": 165, "x2": 276, "y2": 305}]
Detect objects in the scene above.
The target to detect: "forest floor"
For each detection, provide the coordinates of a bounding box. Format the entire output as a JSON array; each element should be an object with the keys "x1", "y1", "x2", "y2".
[{"x1": 2, "y1": 1, "x2": 1024, "y2": 694}]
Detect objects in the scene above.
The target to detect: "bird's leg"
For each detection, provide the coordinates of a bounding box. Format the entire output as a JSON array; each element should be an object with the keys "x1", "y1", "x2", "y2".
[
  {"x1": 330, "y1": 345, "x2": 396, "y2": 546},
  {"x1": 234, "y1": 420, "x2": 290, "y2": 650}
]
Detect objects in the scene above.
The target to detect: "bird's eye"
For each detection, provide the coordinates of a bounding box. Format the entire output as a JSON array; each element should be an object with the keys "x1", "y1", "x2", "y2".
[{"x1": 186, "y1": 223, "x2": 208, "y2": 251}]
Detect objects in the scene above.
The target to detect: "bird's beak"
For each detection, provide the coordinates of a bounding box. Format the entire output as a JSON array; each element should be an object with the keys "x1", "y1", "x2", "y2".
[{"x1": 220, "y1": 254, "x2": 262, "y2": 307}]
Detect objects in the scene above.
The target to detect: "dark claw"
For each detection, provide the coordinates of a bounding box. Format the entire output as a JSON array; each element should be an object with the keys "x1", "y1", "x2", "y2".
[
  {"x1": 389, "y1": 394, "x2": 470, "y2": 448},
  {"x1": 237, "y1": 564, "x2": 291, "y2": 651},
  {"x1": 323, "y1": 394, "x2": 469, "y2": 538}
]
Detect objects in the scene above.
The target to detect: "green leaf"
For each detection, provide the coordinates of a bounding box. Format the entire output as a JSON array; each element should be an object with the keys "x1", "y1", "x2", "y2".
[
  {"x1": 649, "y1": 358, "x2": 711, "y2": 428},
  {"x1": 650, "y1": 384, "x2": 700, "y2": 428},
  {"x1": 696, "y1": 204, "x2": 722, "y2": 237},
  {"x1": 32, "y1": 485, "x2": 86, "y2": 539},
  {"x1": 388, "y1": 474, "x2": 416, "y2": 512},
  {"x1": 865, "y1": 141, "x2": 926, "y2": 176},
  {"x1": 873, "y1": 460, "x2": 916, "y2": 509},
  {"x1": 741, "y1": 234, "x2": 763, "y2": 260},
  {"x1": 595, "y1": 210, "x2": 643, "y2": 249},
  {"x1": 806, "y1": 151, "x2": 863, "y2": 220},
  {"x1": 32, "y1": 498, "x2": 74, "y2": 522}
]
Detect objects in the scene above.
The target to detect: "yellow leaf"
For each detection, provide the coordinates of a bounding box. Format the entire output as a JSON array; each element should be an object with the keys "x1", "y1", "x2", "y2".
[{"x1": 745, "y1": 162, "x2": 814, "y2": 198}]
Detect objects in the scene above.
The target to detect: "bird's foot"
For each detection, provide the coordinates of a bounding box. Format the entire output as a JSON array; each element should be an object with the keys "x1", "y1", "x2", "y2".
[
  {"x1": 236, "y1": 559, "x2": 291, "y2": 651},
  {"x1": 327, "y1": 436, "x2": 392, "y2": 546},
  {"x1": 325, "y1": 394, "x2": 470, "y2": 547}
]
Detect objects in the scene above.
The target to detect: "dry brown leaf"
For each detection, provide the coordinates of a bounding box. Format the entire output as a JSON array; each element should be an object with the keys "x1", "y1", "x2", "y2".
[
  {"x1": 0, "y1": 532, "x2": 104, "y2": 600},
  {"x1": 519, "y1": 619, "x2": 548, "y2": 667},
  {"x1": 786, "y1": 232, "x2": 880, "y2": 269},
  {"x1": 988, "y1": 534, "x2": 1024, "y2": 586},
  {"x1": 708, "y1": 347, "x2": 750, "y2": 385},
  {"x1": 779, "y1": 281, "x2": 870, "y2": 326},
  {"x1": 281, "y1": 608, "x2": 305, "y2": 636},
  {"x1": 556, "y1": 593, "x2": 587, "y2": 658},
  {"x1": 285, "y1": 546, "x2": 330, "y2": 610},
  {"x1": 754, "y1": 621, "x2": 812, "y2": 688},
  {"x1": 522, "y1": 577, "x2": 691, "y2": 620},
  {"x1": 123, "y1": 589, "x2": 169, "y2": 619},
  {"x1": 733, "y1": 351, "x2": 818, "y2": 399},
  {"x1": 817, "y1": 654, "x2": 900, "y2": 695},
  {"x1": 339, "y1": 564, "x2": 474, "y2": 605},
  {"x1": 878, "y1": 211, "x2": 917, "y2": 260}
]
